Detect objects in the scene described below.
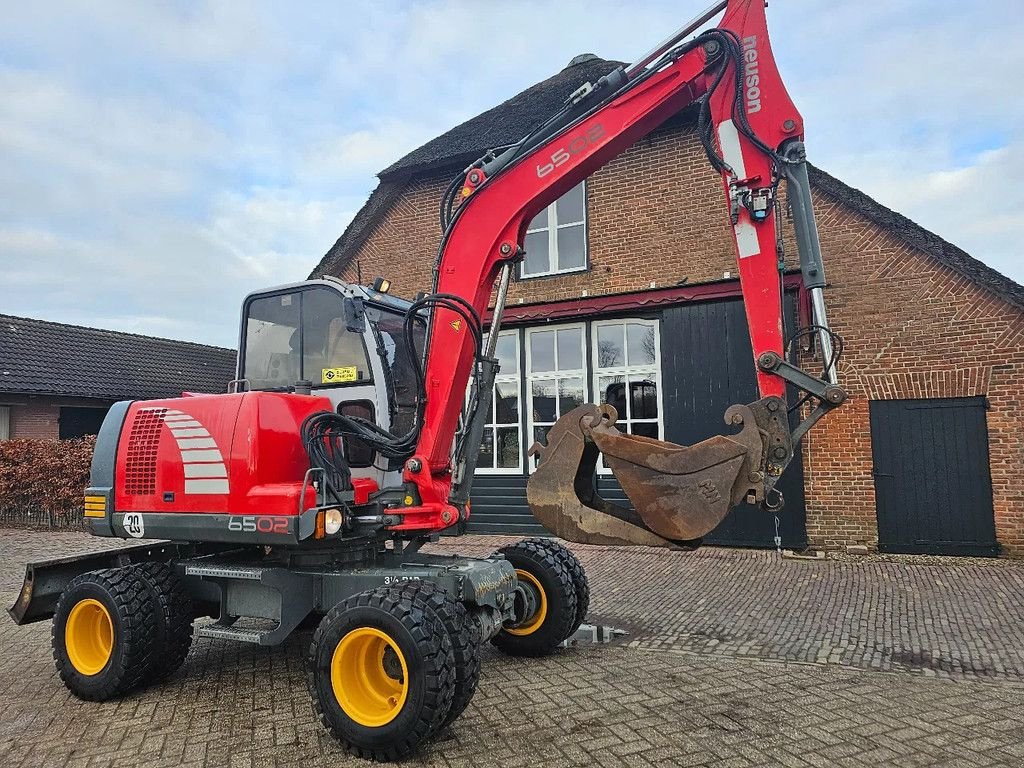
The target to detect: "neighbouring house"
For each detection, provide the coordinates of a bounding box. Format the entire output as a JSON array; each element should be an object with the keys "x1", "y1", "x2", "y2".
[
  {"x1": 0, "y1": 314, "x2": 237, "y2": 440},
  {"x1": 310, "y1": 55, "x2": 1024, "y2": 557}
]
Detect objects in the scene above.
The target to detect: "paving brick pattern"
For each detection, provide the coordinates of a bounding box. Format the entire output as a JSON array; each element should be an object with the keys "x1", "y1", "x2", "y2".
[
  {"x1": 2, "y1": 530, "x2": 1023, "y2": 767},
  {"x1": 433, "y1": 536, "x2": 1024, "y2": 681}
]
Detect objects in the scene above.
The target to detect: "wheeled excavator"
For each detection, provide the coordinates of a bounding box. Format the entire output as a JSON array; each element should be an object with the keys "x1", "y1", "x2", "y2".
[{"x1": 9, "y1": 0, "x2": 846, "y2": 760}]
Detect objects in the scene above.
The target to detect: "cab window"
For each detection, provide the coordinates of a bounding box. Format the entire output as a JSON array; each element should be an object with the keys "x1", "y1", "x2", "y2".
[
  {"x1": 367, "y1": 307, "x2": 425, "y2": 436},
  {"x1": 242, "y1": 288, "x2": 371, "y2": 390}
]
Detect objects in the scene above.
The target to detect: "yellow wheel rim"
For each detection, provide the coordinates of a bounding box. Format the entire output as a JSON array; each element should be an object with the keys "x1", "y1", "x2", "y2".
[
  {"x1": 331, "y1": 627, "x2": 409, "y2": 727},
  {"x1": 65, "y1": 598, "x2": 114, "y2": 676},
  {"x1": 506, "y1": 569, "x2": 548, "y2": 636}
]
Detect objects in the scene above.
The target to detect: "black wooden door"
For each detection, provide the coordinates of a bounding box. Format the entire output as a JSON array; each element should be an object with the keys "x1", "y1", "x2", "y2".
[
  {"x1": 869, "y1": 397, "x2": 998, "y2": 556},
  {"x1": 660, "y1": 295, "x2": 807, "y2": 549}
]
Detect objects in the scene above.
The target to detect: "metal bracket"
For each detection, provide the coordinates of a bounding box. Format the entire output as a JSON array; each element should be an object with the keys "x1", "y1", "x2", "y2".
[
  {"x1": 757, "y1": 351, "x2": 846, "y2": 447},
  {"x1": 728, "y1": 181, "x2": 774, "y2": 225},
  {"x1": 757, "y1": 351, "x2": 846, "y2": 406}
]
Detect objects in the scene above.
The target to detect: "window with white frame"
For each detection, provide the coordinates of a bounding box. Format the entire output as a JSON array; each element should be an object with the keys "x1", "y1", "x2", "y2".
[
  {"x1": 0, "y1": 406, "x2": 9, "y2": 441},
  {"x1": 522, "y1": 182, "x2": 587, "y2": 278},
  {"x1": 475, "y1": 331, "x2": 523, "y2": 472},
  {"x1": 526, "y1": 325, "x2": 586, "y2": 469},
  {"x1": 592, "y1": 320, "x2": 662, "y2": 462}
]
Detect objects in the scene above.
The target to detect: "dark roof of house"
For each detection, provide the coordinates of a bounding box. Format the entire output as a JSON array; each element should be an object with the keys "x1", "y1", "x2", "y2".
[
  {"x1": 310, "y1": 55, "x2": 1024, "y2": 313},
  {"x1": 808, "y1": 167, "x2": 1024, "y2": 312},
  {"x1": 309, "y1": 55, "x2": 625, "y2": 279},
  {"x1": 0, "y1": 315, "x2": 238, "y2": 401},
  {"x1": 380, "y1": 54, "x2": 626, "y2": 179}
]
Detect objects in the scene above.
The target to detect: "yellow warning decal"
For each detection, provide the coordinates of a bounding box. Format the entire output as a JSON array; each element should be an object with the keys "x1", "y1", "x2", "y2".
[
  {"x1": 84, "y1": 494, "x2": 106, "y2": 518},
  {"x1": 322, "y1": 366, "x2": 358, "y2": 384},
  {"x1": 450, "y1": 320, "x2": 462, "y2": 332}
]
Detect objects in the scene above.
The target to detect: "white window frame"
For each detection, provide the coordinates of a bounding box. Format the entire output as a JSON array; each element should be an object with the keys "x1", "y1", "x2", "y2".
[
  {"x1": 521, "y1": 181, "x2": 588, "y2": 279},
  {"x1": 474, "y1": 330, "x2": 524, "y2": 475},
  {"x1": 525, "y1": 323, "x2": 588, "y2": 473},
  {"x1": 0, "y1": 405, "x2": 9, "y2": 441},
  {"x1": 591, "y1": 318, "x2": 664, "y2": 474}
]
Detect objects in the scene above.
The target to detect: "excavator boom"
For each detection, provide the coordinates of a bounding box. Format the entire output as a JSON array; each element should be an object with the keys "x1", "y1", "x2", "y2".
[{"x1": 391, "y1": 0, "x2": 847, "y2": 547}]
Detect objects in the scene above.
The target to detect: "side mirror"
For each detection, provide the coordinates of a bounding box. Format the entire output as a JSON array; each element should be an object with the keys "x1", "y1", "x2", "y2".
[{"x1": 343, "y1": 297, "x2": 366, "y2": 333}]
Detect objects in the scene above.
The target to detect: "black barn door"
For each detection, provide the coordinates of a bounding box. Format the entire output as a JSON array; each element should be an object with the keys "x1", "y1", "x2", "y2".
[
  {"x1": 660, "y1": 295, "x2": 807, "y2": 549},
  {"x1": 870, "y1": 397, "x2": 998, "y2": 556}
]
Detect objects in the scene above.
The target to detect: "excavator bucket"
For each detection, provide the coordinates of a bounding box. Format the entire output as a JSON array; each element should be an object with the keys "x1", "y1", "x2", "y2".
[{"x1": 527, "y1": 401, "x2": 788, "y2": 548}]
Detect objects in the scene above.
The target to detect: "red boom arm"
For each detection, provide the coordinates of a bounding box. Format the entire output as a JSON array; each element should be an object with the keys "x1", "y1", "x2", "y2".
[{"x1": 393, "y1": 0, "x2": 819, "y2": 533}]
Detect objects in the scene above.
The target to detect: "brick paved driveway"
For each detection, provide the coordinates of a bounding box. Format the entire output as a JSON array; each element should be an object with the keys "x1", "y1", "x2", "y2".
[{"x1": 1, "y1": 530, "x2": 1023, "y2": 767}]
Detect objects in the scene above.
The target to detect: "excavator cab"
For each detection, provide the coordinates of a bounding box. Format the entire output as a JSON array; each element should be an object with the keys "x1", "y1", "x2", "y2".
[{"x1": 236, "y1": 278, "x2": 424, "y2": 487}]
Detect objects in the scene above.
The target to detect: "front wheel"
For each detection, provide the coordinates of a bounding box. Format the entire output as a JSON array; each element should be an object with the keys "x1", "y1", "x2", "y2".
[
  {"x1": 306, "y1": 586, "x2": 456, "y2": 761},
  {"x1": 490, "y1": 539, "x2": 577, "y2": 657}
]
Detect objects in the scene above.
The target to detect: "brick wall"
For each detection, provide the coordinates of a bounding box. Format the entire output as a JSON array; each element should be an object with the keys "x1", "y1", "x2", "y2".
[
  {"x1": 7, "y1": 400, "x2": 59, "y2": 440},
  {"x1": 331, "y1": 124, "x2": 1024, "y2": 555},
  {"x1": 1, "y1": 396, "x2": 114, "y2": 441}
]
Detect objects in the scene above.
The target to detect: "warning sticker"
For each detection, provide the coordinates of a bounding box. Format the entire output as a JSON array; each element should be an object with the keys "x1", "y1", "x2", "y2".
[{"x1": 321, "y1": 366, "x2": 358, "y2": 384}]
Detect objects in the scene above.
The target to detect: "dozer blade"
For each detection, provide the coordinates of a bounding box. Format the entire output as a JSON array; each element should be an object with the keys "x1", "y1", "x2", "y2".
[{"x1": 527, "y1": 401, "x2": 782, "y2": 548}]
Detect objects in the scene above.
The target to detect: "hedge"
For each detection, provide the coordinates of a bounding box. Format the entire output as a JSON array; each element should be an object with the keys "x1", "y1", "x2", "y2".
[{"x1": 0, "y1": 437, "x2": 95, "y2": 530}]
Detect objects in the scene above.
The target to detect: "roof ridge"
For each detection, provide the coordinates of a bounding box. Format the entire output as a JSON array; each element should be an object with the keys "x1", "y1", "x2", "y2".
[
  {"x1": 378, "y1": 55, "x2": 625, "y2": 179},
  {"x1": 0, "y1": 313, "x2": 236, "y2": 353},
  {"x1": 806, "y1": 166, "x2": 1024, "y2": 312}
]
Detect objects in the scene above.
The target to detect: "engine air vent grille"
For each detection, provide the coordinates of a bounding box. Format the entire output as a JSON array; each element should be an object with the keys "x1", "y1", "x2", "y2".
[{"x1": 123, "y1": 408, "x2": 166, "y2": 496}]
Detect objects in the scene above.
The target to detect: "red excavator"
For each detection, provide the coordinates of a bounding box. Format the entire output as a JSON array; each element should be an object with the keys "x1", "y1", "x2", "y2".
[{"x1": 10, "y1": 0, "x2": 845, "y2": 760}]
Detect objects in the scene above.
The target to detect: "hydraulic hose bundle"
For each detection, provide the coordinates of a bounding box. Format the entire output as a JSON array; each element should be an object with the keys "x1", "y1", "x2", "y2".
[{"x1": 301, "y1": 292, "x2": 486, "y2": 496}]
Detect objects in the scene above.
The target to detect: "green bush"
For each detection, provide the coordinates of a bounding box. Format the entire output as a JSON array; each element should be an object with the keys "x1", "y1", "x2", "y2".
[{"x1": 0, "y1": 437, "x2": 95, "y2": 529}]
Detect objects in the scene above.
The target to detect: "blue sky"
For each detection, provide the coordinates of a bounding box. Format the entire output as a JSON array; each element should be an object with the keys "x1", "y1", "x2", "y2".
[{"x1": 2, "y1": 0, "x2": 1022, "y2": 348}]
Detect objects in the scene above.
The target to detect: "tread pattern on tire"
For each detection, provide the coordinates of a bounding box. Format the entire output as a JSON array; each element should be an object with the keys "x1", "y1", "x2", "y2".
[
  {"x1": 131, "y1": 562, "x2": 194, "y2": 682},
  {"x1": 52, "y1": 567, "x2": 158, "y2": 701},
  {"x1": 306, "y1": 586, "x2": 456, "y2": 761},
  {"x1": 490, "y1": 538, "x2": 577, "y2": 657},
  {"x1": 395, "y1": 580, "x2": 481, "y2": 731},
  {"x1": 522, "y1": 537, "x2": 589, "y2": 639}
]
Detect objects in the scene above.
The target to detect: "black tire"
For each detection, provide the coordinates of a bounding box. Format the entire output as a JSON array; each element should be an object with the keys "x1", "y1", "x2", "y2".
[
  {"x1": 52, "y1": 568, "x2": 158, "y2": 701},
  {"x1": 307, "y1": 586, "x2": 456, "y2": 761},
  {"x1": 490, "y1": 539, "x2": 577, "y2": 657},
  {"x1": 130, "y1": 562, "x2": 194, "y2": 683},
  {"x1": 396, "y1": 581, "x2": 481, "y2": 732},
  {"x1": 522, "y1": 538, "x2": 589, "y2": 639}
]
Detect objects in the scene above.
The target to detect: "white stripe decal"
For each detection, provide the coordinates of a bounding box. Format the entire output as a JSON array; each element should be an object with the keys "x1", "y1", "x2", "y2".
[
  {"x1": 185, "y1": 479, "x2": 230, "y2": 494},
  {"x1": 180, "y1": 449, "x2": 223, "y2": 463},
  {"x1": 169, "y1": 427, "x2": 210, "y2": 438},
  {"x1": 717, "y1": 119, "x2": 746, "y2": 177},
  {"x1": 176, "y1": 437, "x2": 217, "y2": 450},
  {"x1": 184, "y1": 463, "x2": 228, "y2": 478},
  {"x1": 717, "y1": 119, "x2": 760, "y2": 259},
  {"x1": 162, "y1": 411, "x2": 230, "y2": 495}
]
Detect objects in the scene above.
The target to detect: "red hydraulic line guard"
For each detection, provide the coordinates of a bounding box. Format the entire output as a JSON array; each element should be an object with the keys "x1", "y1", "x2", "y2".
[{"x1": 395, "y1": 0, "x2": 806, "y2": 531}]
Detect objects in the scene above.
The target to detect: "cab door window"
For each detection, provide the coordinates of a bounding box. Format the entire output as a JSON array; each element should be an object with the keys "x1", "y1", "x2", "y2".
[
  {"x1": 243, "y1": 293, "x2": 301, "y2": 390},
  {"x1": 302, "y1": 288, "x2": 370, "y2": 386},
  {"x1": 242, "y1": 287, "x2": 371, "y2": 390}
]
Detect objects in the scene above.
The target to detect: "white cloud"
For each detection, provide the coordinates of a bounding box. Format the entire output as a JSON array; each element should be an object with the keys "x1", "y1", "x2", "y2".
[{"x1": 0, "y1": 0, "x2": 1021, "y2": 352}]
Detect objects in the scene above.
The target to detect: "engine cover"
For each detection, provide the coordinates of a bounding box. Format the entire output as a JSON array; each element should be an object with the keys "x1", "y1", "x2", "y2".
[{"x1": 113, "y1": 391, "x2": 331, "y2": 519}]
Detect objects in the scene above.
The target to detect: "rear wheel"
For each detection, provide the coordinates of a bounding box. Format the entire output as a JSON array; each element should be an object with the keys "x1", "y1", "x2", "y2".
[
  {"x1": 307, "y1": 586, "x2": 456, "y2": 761},
  {"x1": 52, "y1": 568, "x2": 158, "y2": 701},
  {"x1": 131, "y1": 562, "x2": 194, "y2": 683},
  {"x1": 490, "y1": 539, "x2": 577, "y2": 657}
]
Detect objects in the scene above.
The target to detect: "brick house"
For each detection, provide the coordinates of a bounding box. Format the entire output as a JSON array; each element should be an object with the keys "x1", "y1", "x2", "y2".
[
  {"x1": 0, "y1": 314, "x2": 237, "y2": 440},
  {"x1": 310, "y1": 55, "x2": 1024, "y2": 556}
]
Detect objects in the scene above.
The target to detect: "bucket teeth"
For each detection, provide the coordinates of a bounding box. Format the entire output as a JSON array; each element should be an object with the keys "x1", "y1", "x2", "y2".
[{"x1": 527, "y1": 401, "x2": 777, "y2": 548}]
